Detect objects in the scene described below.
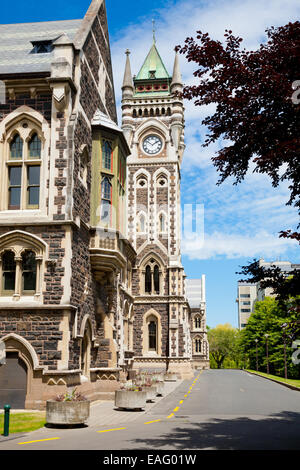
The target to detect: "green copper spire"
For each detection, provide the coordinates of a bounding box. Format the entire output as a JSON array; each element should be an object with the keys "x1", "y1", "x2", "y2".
[{"x1": 135, "y1": 43, "x2": 171, "y2": 81}]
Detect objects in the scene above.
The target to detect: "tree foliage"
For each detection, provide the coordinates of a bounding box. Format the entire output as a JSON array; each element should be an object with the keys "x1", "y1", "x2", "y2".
[
  {"x1": 176, "y1": 21, "x2": 300, "y2": 239},
  {"x1": 238, "y1": 297, "x2": 300, "y2": 378},
  {"x1": 207, "y1": 323, "x2": 239, "y2": 368},
  {"x1": 237, "y1": 258, "x2": 300, "y2": 309}
]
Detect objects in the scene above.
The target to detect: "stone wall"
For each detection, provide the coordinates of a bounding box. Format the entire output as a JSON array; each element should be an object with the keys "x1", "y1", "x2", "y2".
[
  {"x1": 0, "y1": 311, "x2": 63, "y2": 370},
  {"x1": 0, "y1": 91, "x2": 52, "y2": 124}
]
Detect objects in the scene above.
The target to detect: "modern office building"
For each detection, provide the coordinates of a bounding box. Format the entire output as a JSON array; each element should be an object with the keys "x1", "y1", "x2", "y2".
[
  {"x1": 185, "y1": 276, "x2": 209, "y2": 369},
  {"x1": 237, "y1": 258, "x2": 300, "y2": 329}
]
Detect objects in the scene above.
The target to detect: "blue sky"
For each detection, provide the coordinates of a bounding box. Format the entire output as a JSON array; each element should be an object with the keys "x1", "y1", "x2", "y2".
[{"x1": 2, "y1": 0, "x2": 300, "y2": 328}]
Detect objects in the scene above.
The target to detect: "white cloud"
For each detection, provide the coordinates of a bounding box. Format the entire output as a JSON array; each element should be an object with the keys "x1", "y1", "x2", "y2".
[
  {"x1": 110, "y1": 0, "x2": 300, "y2": 260},
  {"x1": 182, "y1": 230, "x2": 299, "y2": 260}
]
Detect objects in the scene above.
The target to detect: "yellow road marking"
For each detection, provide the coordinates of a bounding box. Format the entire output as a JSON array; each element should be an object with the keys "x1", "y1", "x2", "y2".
[
  {"x1": 173, "y1": 406, "x2": 179, "y2": 412},
  {"x1": 184, "y1": 394, "x2": 188, "y2": 397},
  {"x1": 18, "y1": 437, "x2": 60, "y2": 445},
  {"x1": 167, "y1": 413, "x2": 174, "y2": 419},
  {"x1": 144, "y1": 419, "x2": 161, "y2": 424},
  {"x1": 188, "y1": 390, "x2": 191, "y2": 394},
  {"x1": 179, "y1": 400, "x2": 183, "y2": 404},
  {"x1": 97, "y1": 427, "x2": 127, "y2": 433}
]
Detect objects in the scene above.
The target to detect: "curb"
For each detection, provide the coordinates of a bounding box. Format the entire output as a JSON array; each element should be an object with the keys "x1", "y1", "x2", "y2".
[{"x1": 243, "y1": 369, "x2": 300, "y2": 392}]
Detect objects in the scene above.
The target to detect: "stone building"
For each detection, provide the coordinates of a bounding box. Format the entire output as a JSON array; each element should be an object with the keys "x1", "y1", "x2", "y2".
[
  {"x1": 0, "y1": 0, "x2": 210, "y2": 409},
  {"x1": 0, "y1": 0, "x2": 135, "y2": 409},
  {"x1": 185, "y1": 277, "x2": 209, "y2": 369},
  {"x1": 121, "y1": 38, "x2": 195, "y2": 378}
]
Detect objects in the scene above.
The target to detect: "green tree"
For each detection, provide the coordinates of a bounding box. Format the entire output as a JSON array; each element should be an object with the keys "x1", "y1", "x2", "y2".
[
  {"x1": 239, "y1": 297, "x2": 300, "y2": 378},
  {"x1": 208, "y1": 323, "x2": 239, "y2": 369}
]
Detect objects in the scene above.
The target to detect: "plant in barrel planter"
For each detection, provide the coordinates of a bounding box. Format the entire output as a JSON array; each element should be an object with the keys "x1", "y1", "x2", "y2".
[
  {"x1": 115, "y1": 382, "x2": 147, "y2": 411},
  {"x1": 136, "y1": 375, "x2": 157, "y2": 402},
  {"x1": 152, "y1": 374, "x2": 165, "y2": 397},
  {"x1": 46, "y1": 388, "x2": 90, "y2": 426},
  {"x1": 164, "y1": 371, "x2": 177, "y2": 382}
]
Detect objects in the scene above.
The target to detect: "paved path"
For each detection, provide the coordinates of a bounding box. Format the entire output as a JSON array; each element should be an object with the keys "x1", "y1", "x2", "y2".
[{"x1": 1, "y1": 370, "x2": 300, "y2": 450}]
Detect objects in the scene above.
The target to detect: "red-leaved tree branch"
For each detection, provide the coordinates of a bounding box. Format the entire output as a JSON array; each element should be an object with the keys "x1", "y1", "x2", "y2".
[{"x1": 176, "y1": 22, "x2": 300, "y2": 242}]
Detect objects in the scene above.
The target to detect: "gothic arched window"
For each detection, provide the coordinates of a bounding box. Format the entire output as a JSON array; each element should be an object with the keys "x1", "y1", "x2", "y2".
[
  {"x1": 154, "y1": 265, "x2": 160, "y2": 293},
  {"x1": 148, "y1": 320, "x2": 157, "y2": 351},
  {"x1": 10, "y1": 134, "x2": 23, "y2": 159},
  {"x1": 143, "y1": 259, "x2": 161, "y2": 295},
  {"x1": 101, "y1": 176, "x2": 112, "y2": 222},
  {"x1": 139, "y1": 214, "x2": 145, "y2": 232},
  {"x1": 8, "y1": 132, "x2": 41, "y2": 210},
  {"x1": 195, "y1": 338, "x2": 202, "y2": 353},
  {"x1": 2, "y1": 251, "x2": 16, "y2": 293},
  {"x1": 194, "y1": 316, "x2": 201, "y2": 329},
  {"x1": 159, "y1": 213, "x2": 166, "y2": 233},
  {"x1": 28, "y1": 133, "x2": 41, "y2": 159},
  {"x1": 102, "y1": 140, "x2": 112, "y2": 170},
  {"x1": 145, "y1": 265, "x2": 152, "y2": 293}
]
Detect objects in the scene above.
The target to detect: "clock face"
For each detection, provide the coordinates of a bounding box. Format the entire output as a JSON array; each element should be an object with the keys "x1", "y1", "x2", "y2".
[{"x1": 142, "y1": 135, "x2": 163, "y2": 155}]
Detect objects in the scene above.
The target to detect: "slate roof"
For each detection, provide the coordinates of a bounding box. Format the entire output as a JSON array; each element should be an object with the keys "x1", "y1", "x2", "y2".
[{"x1": 0, "y1": 19, "x2": 82, "y2": 75}]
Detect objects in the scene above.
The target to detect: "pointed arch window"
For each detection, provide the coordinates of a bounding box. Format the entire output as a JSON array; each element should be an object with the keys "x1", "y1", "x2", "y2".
[
  {"x1": 102, "y1": 140, "x2": 112, "y2": 171},
  {"x1": 6, "y1": 128, "x2": 42, "y2": 211},
  {"x1": 2, "y1": 251, "x2": 16, "y2": 293},
  {"x1": 148, "y1": 320, "x2": 157, "y2": 351},
  {"x1": 28, "y1": 133, "x2": 41, "y2": 159},
  {"x1": 154, "y1": 265, "x2": 160, "y2": 293},
  {"x1": 144, "y1": 260, "x2": 161, "y2": 295},
  {"x1": 194, "y1": 316, "x2": 201, "y2": 329},
  {"x1": 145, "y1": 265, "x2": 152, "y2": 294},
  {"x1": 10, "y1": 134, "x2": 23, "y2": 159},
  {"x1": 138, "y1": 214, "x2": 146, "y2": 232},
  {"x1": 159, "y1": 213, "x2": 166, "y2": 233},
  {"x1": 195, "y1": 338, "x2": 202, "y2": 353}
]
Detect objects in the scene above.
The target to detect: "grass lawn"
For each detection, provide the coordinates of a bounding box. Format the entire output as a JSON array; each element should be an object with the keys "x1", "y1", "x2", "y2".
[
  {"x1": 246, "y1": 370, "x2": 300, "y2": 389},
  {"x1": 0, "y1": 412, "x2": 46, "y2": 435}
]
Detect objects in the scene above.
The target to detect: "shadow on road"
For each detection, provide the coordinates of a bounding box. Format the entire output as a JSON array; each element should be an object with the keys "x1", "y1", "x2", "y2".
[{"x1": 130, "y1": 411, "x2": 300, "y2": 450}]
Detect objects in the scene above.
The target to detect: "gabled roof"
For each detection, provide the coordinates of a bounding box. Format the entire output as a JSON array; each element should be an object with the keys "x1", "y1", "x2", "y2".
[
  {"x1": 135, "y1": 43, "x2": 171, "y2": 81},
  {"x1": 0, "y1": 19, "x2": 82, "y2": 75}
]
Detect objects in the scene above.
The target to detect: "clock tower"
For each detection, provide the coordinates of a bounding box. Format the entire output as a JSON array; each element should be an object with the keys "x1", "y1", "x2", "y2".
[{"x1": 121, "y1": 38, "x2": 193, "y2": 377}]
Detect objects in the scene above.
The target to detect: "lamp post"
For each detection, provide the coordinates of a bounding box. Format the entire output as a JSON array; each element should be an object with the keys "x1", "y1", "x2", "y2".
[
  {"x1": 255, "y1": 339, "x2": 259, "y2": 372},
  {"x1": 265, "y1": 334, "x2": 270, "y2": 375},
  {"x1": 281, "y1": 323, "x2": 288, "y2": 380}
]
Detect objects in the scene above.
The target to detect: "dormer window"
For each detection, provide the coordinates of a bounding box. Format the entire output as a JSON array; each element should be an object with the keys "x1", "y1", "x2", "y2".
[{"x1": 31, "y1": 40, "x2": 54, "y2": 54}]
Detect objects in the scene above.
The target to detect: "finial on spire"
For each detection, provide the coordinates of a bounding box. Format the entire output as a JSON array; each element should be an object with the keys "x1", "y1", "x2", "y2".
[
  {"x1": 125, "y1": 49, "x2": 130, "y2": 56},
  {"x1": 152, "y1": 19, "x2": 156, "y2": 44}
]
